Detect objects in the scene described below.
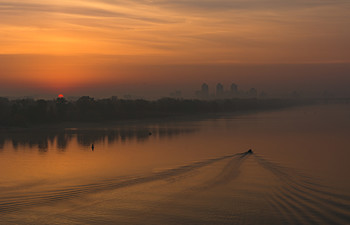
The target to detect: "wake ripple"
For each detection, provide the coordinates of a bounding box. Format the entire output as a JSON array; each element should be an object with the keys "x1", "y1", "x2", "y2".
[
  {"x1": 0, "y1": 153, "x2": 241, "y2": 214},
  {"x1": 191, "y1": 153, "x2": 250, "y2": 191},
  {"x1": 255, "y1": 155, "x2": 350, "y2": 225}
]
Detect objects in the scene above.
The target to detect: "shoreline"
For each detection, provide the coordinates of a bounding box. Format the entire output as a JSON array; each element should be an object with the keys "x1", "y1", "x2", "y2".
[
  {"x1": 3, "y1": 98, "x2": 347, "y2": 131},
  {"x1": 0, "y1": 106, "x2": 301, "y2": 131}
]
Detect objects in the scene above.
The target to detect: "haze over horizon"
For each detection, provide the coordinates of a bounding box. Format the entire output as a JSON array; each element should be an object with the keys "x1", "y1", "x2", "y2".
[
  {"x1": 1, "y1": 0, "x2": 349, "y2": 98},
  {"x1": 1, "y1": 2, "x2": 350, "y2": 224}
]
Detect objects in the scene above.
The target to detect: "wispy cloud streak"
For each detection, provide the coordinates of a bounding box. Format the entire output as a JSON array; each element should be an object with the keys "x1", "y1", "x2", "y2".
[{"x1": 0, "y1": 0, "x2": 349, "y2": 61}]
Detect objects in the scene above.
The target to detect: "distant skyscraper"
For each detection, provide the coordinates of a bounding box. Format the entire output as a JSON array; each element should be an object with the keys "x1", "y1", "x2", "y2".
[
  {"x1": 230, "y1": 83, "x2": 238, "y2": 97},
  {"x1": 216, "y1": 83, "x2": 224, "y2": 98},
  {"x1": 170, "y1": 90, "x2": 182, "y2": 98},
  {"x1": 248, "y1": 88, "x2": 257, "y2": 98},
  {"x1": 201, "y1": 83, "x2": 209, "y2": 98}
]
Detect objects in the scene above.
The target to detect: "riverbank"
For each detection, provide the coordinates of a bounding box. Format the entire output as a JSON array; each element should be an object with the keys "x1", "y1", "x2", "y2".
[{"x1": 0, "y1": 97, "x2": 314, "y2": 129}]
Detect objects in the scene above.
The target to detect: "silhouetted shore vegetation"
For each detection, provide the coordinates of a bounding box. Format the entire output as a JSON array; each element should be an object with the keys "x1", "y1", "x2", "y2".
[{"x1": 0, "y1": 96, "x2": 313, "y2": 127}]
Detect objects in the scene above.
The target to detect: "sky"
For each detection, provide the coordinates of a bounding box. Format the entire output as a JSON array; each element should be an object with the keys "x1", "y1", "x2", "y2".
[{"x1": 0, "y1": 0, "x2": 349, "y2": 98}]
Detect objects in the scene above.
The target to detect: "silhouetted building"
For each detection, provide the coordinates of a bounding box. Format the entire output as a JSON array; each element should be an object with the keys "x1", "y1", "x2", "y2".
[
  {"x1": 248, "y1": 88, "x2": 257, "y2": 98},
  {"x1": 201, "y1": 83, "x2": 209, "y2": 95},
  {"x1": 170, "y1": 90, "x2": 182, "y2": 99},
  {"x1": 196, "y1": 83, "x2": 209, "y2": 99},
  {"x1": 216, "y1": 83, "x2": 224, "y2": 98},
  {"x1": 123, "y1": 94, "x2": 132, "y2": 99},
  {"x1": 259, "y1": 91, "x2": 267, "y2": 99},
  {"x1": 230, "y1": 83, "x2": 238, "y2": 97},
  {"x1": 201, "y1": 83, "x2": 209, "y2": 99}
]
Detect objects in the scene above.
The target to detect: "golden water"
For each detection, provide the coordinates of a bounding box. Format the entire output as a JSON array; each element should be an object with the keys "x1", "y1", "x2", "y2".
[{"x1": 0, "y1": 104, "x2": 349, "y2": 224}]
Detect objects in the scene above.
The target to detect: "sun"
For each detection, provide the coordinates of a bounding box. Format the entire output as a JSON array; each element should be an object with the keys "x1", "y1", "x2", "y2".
[{"x1": 58, "y1": 94, "x2": 64, "y2": 98}]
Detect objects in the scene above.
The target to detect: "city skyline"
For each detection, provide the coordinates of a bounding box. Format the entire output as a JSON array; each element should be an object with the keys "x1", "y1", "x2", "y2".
[
  {"x1": 1, "y1": 0, "x2": 350, "y2": 98},
  {"x1": 1, "y1": 80, "x2": 343, "y2": 101}
]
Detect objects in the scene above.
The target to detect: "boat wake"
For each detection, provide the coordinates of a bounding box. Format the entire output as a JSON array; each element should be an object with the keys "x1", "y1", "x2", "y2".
[
  {"x1": 255, "y1": 155, "x2": 350, "y2": 225},
  {"x1": 0, "y1": 153, "x2": 241, "y2": 213},
  {"x1": 0, "y1": 151, "x2": 349, "y2": 225}
]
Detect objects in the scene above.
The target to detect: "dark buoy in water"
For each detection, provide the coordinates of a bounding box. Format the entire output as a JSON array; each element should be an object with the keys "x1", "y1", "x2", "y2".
[
  {"x1": 91, "y1": 144, "x2": 95, "y2": 151},
  {"x1": 247, "y1": 149, "x2": 253, "y2": 154}
]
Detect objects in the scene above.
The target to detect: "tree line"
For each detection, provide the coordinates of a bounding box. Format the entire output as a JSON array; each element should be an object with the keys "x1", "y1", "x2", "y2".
[{"x1": 0, "y1": 96, "x2": 310, "y2": 127}]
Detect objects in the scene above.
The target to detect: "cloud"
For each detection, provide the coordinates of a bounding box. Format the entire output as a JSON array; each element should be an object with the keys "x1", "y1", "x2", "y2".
[
  {"x1": 0, "y1": 0, "x2": 349, "y2": 64},
  {"x1": 94, "y1": 0, "x2": 349, "y2": 11},
  {"x1": 0, "y1": 1, "x2": 175, "y2": 23}
]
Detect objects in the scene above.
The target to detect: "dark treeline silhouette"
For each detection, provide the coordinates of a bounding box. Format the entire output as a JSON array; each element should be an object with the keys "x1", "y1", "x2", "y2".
[
  {"x1": 0, "y1": 96, "x2": 311, "y2": 127},
  {"x1": 0, "y1": 127, "x2": 196, "y2": 151}
]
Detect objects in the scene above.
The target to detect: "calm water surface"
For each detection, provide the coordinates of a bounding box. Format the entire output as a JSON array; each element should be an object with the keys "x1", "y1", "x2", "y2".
[{"x1": 0, "y1": 104, "x2": 349, "y2": 224}]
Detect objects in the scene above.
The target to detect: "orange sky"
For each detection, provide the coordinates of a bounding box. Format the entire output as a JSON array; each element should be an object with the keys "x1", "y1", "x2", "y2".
[{"x1": 0, "y1": 0, "x2": 349, "y2": 97}]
